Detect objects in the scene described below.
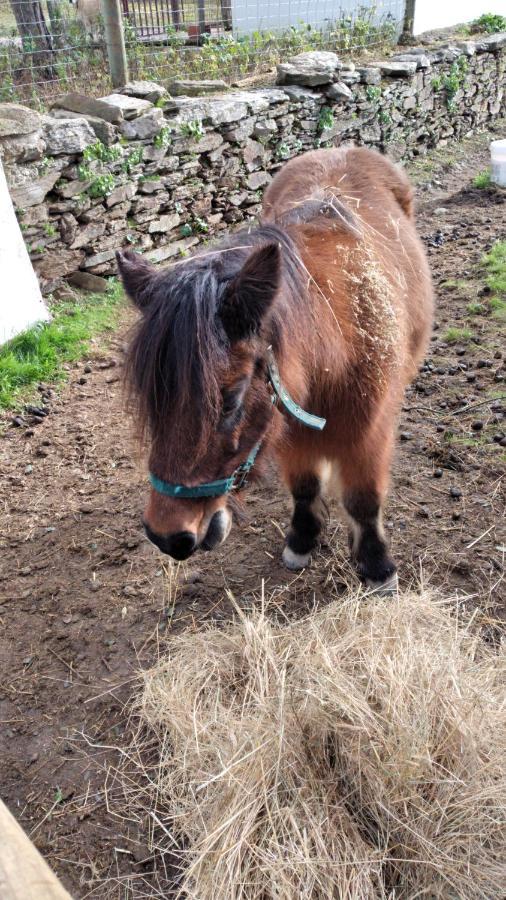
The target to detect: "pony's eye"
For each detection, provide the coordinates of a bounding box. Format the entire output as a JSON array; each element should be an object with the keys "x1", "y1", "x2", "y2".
[{"x1": 220, "y1": 404, "x2": 244, "y2": 432}]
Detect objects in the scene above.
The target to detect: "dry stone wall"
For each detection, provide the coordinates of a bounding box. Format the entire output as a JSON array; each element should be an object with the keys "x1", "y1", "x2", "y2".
[{"x1": 0, "y1": 33, "x2": 505, "y2": 294}]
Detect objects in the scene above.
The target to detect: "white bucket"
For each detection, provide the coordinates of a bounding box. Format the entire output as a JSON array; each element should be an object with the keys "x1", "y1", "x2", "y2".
[{"x1": 490, "y1": 139, "x2": 506, "y2": 188}]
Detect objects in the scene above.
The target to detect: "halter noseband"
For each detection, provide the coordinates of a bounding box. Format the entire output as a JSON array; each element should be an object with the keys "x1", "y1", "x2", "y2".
[{"x1": 148, "y1": 349, "x2": 326, "y2": 500}]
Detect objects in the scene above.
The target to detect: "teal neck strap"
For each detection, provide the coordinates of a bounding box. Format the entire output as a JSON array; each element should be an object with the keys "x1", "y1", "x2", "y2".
[{"x1": 149, "y1": 352, "x2": 326, "y2": 499}]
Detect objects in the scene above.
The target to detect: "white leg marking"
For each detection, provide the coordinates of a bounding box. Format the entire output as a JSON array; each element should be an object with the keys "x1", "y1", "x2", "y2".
[{"x1": 282, "y1": 545, "x2": 311, "y2": 571}]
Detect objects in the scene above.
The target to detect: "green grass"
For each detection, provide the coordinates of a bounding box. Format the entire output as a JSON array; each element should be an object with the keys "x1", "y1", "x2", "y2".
[
  {"x1": 441, "y1": 279, "x2": 468, "y2": 291},
  {"x1": 472, "y1": 169, "x2": 492, "y2": 189},
  {"x1": 482, "y1": 241, "x2": 506, "y2": 320},
  {"x1": 467, "y1": 302, "x2": 486, "y2": 316},
  {"x1": 444, "y1": 326, "x2": 474, "y2": 343},
  {"x1": 0, "y1": 281, "x2": 123, "y2": 410}
]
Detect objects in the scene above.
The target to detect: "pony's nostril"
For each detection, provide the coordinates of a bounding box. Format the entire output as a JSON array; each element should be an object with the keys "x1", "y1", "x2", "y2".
[
  {"x1": 169, "y1": 531, "x2": 197, "y2": 560},
  {"x1": 143, "y1": 523, "x2": 196, "y2": 560}
]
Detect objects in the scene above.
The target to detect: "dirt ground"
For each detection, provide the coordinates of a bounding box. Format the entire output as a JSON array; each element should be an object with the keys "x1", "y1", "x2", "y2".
[{"x1": 1, "y1": 128, "x2": 505, "y2": 898}]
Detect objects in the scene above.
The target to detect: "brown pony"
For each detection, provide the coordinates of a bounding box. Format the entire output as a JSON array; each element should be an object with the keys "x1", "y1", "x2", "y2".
[{"x1": 117, "y1": 146, "x2": 433, "y2": 592}]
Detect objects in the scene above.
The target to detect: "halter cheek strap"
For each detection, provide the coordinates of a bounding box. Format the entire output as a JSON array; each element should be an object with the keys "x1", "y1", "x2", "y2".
[{"x1": 148, "y1": 352, "x2": 326, "y2": 499}]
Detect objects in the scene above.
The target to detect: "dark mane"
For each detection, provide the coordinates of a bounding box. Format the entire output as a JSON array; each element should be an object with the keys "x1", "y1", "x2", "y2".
[{"x1": 125, "y1": 224, "x2": 305, "y2": 463}]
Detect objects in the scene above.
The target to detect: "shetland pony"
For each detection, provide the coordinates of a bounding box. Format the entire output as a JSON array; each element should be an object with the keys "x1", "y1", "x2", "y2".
[{"x1": 117, "y1": 146, "x2": 433, "y2": 591}]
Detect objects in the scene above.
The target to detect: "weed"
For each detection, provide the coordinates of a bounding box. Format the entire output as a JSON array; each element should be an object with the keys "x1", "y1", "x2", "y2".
[
  {"x1": 366, "y1": 85, "x2": 381, "y2": 102},
  {"x1": 121, "y1": 146, "x2": 143, "y2": 174},
  {"x1": 444, "y1": 326, "x2": 474, "y2": 343},
  {"x1": 87, "y1": 173, "x2": 116, "y2": 198},
  {"x1": 317, "y1": 106, "x2": 334, "y2": 133},
  {"x1": 378, "y1": 109, "x2": 391, "y2": 125},
  {"x1": 0, "y1": 282, "x2": 123, "y2": 409},
  {"x1": 82, "y1": 141, "x2": 123, "y2": 164},
  {"x1": 431, "y1": 76, "x2": 442, "y2": 91},
  {"x1": 153, "y1": 126, "x2": 172, "y2": 150},
  {"x1": 180, "y1": 120, "x2": 205, "y2": 141},
  {"x1": 482, "y1": 241, "x2": 506, "y2": 320},
  {"x1": 472, "y1": 13, "x2": 506, "y2": 33},
  {"x1": 275, "y1": 142, "x2": 291, "y2": 160},
  {"x1": 43, "y1": 222, "x2": 57, "y2": 238},
  {"x1": 473, "y1": 169, "x2": 492, "y2": 189}
]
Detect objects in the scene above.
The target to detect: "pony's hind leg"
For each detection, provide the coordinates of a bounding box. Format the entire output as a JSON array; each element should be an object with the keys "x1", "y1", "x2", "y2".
[
  {"x1": 281, "y1": 464, "x2": 329, "y2": 570},
  {"x1": 338, "y1": 430, "x2": 398, "y2": 594}
]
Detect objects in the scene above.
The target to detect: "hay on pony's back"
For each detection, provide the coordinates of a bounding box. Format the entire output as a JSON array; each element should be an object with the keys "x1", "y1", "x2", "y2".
[{"x1": 129, "y1": 589, "x2": 505, "y2": 899}]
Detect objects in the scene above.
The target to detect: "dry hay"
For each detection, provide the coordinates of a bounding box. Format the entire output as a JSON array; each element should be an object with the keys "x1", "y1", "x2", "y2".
[{"x1": 124, "y1": 590, "x2": 505, "y2": 899}]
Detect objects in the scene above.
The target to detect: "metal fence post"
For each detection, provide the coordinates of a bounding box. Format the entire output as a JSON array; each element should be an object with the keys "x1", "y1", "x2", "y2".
[{"x1": 101, "y1": 0, "x2": 129, "y2": 89}]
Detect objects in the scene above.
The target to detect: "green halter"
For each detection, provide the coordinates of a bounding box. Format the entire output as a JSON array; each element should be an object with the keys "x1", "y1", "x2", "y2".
[{"x1": 148, "y1": 350, "x2": 326, "y2": 499}]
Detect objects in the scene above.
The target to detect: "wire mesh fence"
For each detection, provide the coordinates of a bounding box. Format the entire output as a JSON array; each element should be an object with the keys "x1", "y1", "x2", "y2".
[{"x1": 0, "y1": 0, "x2": 404, "y2": 107}]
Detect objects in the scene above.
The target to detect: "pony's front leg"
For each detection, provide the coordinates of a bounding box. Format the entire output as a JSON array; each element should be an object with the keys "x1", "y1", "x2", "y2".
[
  {"x1": 280, "y1": 462, "x2": 329, "y2": 571},
  {"x1": 338, "y1": 430, "x2": 398, "y2": 594}
]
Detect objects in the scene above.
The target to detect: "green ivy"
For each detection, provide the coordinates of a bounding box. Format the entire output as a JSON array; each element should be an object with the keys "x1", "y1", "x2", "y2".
[
  {"x1": 153, "y1": 126, "x2": 172, "y2": 150},
  {"x1": 317, "y1": 106, "x2": 334, "y2": 133},
  {"x1": 87, "y1": 174, "x2": 116, "y2": 198},
  {"x1": 179, "y1": 120, "x2": 205, "y2": 141},
  {"x1": 82, "y1": 141, "x2": 123, "y2": 164}
]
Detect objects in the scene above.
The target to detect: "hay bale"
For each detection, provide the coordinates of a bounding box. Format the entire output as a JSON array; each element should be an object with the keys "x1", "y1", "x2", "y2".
[{"x1": 130, "y1": 591, "x2": 505, "y2": 899}]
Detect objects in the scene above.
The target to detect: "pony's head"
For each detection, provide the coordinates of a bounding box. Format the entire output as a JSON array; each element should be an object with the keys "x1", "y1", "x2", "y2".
[{"x1": 118, "y1": 231, "x2": 296, "y2": 560}]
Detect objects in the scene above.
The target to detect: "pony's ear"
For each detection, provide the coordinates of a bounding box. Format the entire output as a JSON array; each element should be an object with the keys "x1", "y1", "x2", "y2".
[
  {"x1": 116, "y1": 249, "x2": 156, "y2": 310},
  {"x1": 220, "y1": 242, "x2": 281, "y2": 342}
]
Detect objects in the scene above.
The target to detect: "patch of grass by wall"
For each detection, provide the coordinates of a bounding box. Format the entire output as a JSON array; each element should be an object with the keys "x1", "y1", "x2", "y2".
[
  {"x1": 0, "y1": 281, "x2": 123, "y2": 410},
  {"x1": 472, "y1": 169, "x2": 492, "y2": 189},
  {"x1": 483, "y1": 240, "x2": 506, "y2": 320}
]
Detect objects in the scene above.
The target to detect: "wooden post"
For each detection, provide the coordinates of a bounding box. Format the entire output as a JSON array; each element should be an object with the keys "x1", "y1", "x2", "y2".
[
  {"x1": 399, "y1": 0, "x2": 416, "y2": 44},
  {"x1": 100, "y1": 0, "x2": 129, "y2": 89},
  {"x1": 0, "y1": 799, "x2": 72, "y2": 899}
]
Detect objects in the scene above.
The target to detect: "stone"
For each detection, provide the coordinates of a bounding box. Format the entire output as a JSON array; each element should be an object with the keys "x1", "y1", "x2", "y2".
[
  {"x1": 146, "y1": 237, "x2": 198, "y2": 263},
  {"x1": 52, "y1": 93, "x2": 126, "y2": 125},
  {"x1": 7, "y1": 161, "x2": 67, "y2": 208},
  {"x1": 358, "y1": 67, "x2": 381, "y2": 85},
  {"x1": 105, "y1": 181, "x2": 137, "y2": 207},
  {"x1": 455, "y1": 41, "x2": 476, "y2": 56},
  {"x1": 169, "y1": 79, "x2": 228, "y2": 96},
  {"x1": 120, "y1": 108, "x2": 164, "y2": 140},
  {"x1": 392, "y1": 52, "x2": 431, "y2": 69},
  {"x1": 59, "y1": 212, "x2": 78, "y2": 244},
  {"x1": 253, "y1": 119, "x2": 278, "y2": 141},
  {"x1": 82, "y1": 248, "x2": 117, "y2": 268},
  {"x1": 242, "y1": 138, "x2": 264, "y2": 170},
  {"x1": 223, "y1": 118, "x2": 255, "y2": 142},
  {"x1": 33, "y1": 248, "x2": 84, "y2": 281},
  {"x1": 49, "y1": 108, "x2": 118, "y2": 145},
  {"x1": 18, "y1": 204, "x2": 48, "y2": 226},
  {"x1": 279, "y1": 85, "x2": 321, "y2": 101},
  {"x1": 246, "y1": 171, "x2": 271, "y2": 190},
  {"x1": 373, "y1": 60, "x2": 417, "y2": 77},
  {"x1": 41, "y1": 115, "x2": 96, "y2": 154},
  {"x1": 277, "y1": 51, "x2": 341, "y2": 86},
  {"x1": 97, "y1": 93, "x2": 153, "y2": 119},
  {"x1": 0, "y1": 103, "x2": 41, "y2": 137},
  {"x1": 56, "y1": 179, "x2": 90, "y2": 199},
  {"x1": 175, "y1": 96, "x2": 248, "y2": 126},
  {"x1": 340, "y1": 71, "x2": 361, "y2": 85},
  {"x1": 0, "y1": 131, "x2": 46, "y2": 163},
  {"x1": 121, "y1": 81, "x2": 168, "y2": 103},
  {"x1": 475, "y1": 33, "x2": 506, "y2": 52},
  {"x1": 194, "y1": 130, "x2": 224, "y2": 153},
  {"x1": 70, "y1": 222, "x2": 106, "y2": 249},
  {"x1": 325, "y1": 81, "x2": 353, "y2": 101},
  {"x1": 147, "y1": 213, "x2": 180, "y2": 233}
]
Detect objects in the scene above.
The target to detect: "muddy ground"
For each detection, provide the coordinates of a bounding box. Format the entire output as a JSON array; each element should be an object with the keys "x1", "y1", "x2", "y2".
[{"x1": 0, "y1": 128, "x2": 505, "y2": 898}]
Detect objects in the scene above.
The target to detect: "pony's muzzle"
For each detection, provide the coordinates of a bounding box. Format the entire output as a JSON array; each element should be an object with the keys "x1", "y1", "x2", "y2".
[{"x1": 143, "y1": 523, "x2": 197, "y2": 560}]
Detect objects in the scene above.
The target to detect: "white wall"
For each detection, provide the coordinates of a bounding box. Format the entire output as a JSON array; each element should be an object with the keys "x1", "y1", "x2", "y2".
[
  {"x1": 415, "y1": 0, "x2": 505, "y2": 35},
  {"x1": 0, "y1": 158, "x2": 50, "y2": 346},
  {"x1": 232, "y1": 0, "x2": 403, "y2": 35}
]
